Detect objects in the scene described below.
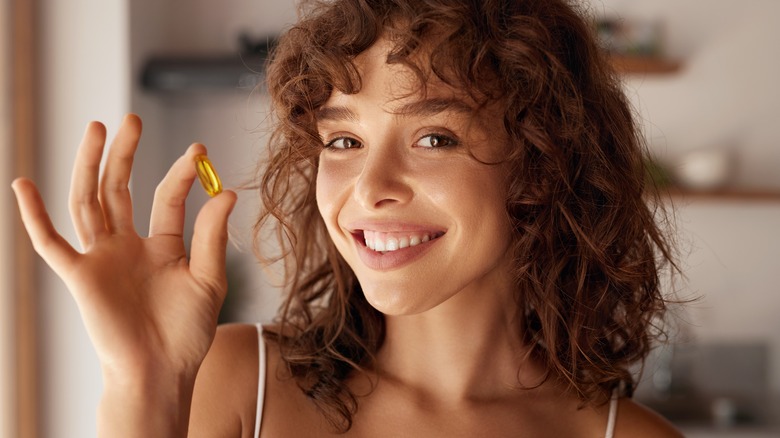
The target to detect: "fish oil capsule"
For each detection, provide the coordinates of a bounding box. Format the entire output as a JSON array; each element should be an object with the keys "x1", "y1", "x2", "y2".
[{"x1": 194, "y1": 154, "x2": 223, "y2": 197}]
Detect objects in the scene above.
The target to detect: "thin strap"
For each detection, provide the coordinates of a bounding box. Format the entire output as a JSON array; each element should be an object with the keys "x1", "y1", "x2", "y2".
[
  {"x1": 253, "y1": 324, "x2": 266, "y2": 438},
  {"x1": 604, "y1": 388, "x2": 619, "y2": 438}
]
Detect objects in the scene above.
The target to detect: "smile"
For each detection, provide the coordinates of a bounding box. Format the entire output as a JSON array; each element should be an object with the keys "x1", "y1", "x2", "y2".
[{"x1": 362, "y1": 230, "x2": 445, "y2": 253}]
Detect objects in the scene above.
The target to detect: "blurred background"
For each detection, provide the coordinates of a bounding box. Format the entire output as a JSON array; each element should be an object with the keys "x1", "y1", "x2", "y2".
[{"x1": 1, "y1": 0, "x2": 779, "y2": 437}]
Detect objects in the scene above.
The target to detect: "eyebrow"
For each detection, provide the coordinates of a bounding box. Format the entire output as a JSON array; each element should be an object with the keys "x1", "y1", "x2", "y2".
[
  {"x1": 315, "y1": 106, "x2": 360, "y2": 123},
  {"x1": 316, "y1": 97, "x2": 476, "y2": 122}
]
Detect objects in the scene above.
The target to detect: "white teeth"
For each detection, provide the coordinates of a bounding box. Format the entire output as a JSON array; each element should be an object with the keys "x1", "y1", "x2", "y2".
[
  {"x1": 385, "y1": 238, "x2": 399, "y2": 251},
  {"x1": 362, "y1": 230, "x2": 441, "y2": 253}
]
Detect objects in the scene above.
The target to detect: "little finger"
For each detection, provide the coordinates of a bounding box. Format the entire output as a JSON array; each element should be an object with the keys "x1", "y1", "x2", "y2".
[{"x1": 13, "y1": 178, "x2": 80, "y2": 273}]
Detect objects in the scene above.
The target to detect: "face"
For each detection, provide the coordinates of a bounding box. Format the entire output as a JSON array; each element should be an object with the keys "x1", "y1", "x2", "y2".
[{"x1": 315, "y1": 38, "x2": 514, "y2": 316}]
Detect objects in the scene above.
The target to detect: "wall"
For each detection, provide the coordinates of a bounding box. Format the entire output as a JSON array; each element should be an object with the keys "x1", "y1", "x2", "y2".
[
  {"x1": 0, "y1": 1, "x2": 13, "y2": 436},
  {"x1": 593, "y1": 0, "x2": 780, "y2": 391},
  {"x1": 37, "y1": 0, "x2": 130, "y2": 436},
  {"x1": 674, "y1": 202, "x2": 780, "y2": 385}
]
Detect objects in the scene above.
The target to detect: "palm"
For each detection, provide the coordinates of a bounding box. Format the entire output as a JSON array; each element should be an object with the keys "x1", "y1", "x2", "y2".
[
  {"x1": 12, "y1": 114, "x2": 237, "y2": 379},
  {"x1": 68, "y1": 235, "x2": 212, "y2": 374}
]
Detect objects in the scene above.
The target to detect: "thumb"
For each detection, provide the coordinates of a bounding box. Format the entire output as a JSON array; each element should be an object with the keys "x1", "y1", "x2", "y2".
[{"x1": 189, "y1": 190, "x2": 237, "y2": 298}]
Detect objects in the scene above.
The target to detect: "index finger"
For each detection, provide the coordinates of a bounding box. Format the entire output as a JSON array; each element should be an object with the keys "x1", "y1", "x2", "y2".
[{"x1": 148, "y1": 143, "x2": 207, "y2": 238}]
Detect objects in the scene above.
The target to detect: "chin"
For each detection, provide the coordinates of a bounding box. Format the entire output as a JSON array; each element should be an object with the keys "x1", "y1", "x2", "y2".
[{"x1": 359, "y1": 282, "x2": 440, "y2": 316}]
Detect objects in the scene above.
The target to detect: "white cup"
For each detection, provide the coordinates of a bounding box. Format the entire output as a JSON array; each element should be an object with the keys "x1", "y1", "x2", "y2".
[{"x1": 675, "y1": 149, "x2": 733, "y2": 190}]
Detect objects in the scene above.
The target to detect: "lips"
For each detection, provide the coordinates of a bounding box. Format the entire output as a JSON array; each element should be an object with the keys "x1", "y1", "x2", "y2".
[{"x1": 346, "y1": 223, "x2": 447, "y2": 271}]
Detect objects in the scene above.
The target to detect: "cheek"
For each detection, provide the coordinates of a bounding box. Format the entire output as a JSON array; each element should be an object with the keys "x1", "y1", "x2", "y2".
[
  {"x1": 422, "y1": 163, "x2": 508, "y2": 223},
  {"x1": 447, "y1": 167, "x2": 512, "y2": 260},
  {"x1": 316, "y1": 157, "x2": 354, "y2": 226},
  {"x1": 315, "y1": 162, "x2": 335, "y2": 221}
]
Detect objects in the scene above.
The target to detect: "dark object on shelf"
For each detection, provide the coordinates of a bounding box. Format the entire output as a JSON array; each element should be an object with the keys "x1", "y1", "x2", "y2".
[
  {"x1": 638, "y1": 343, "x2": 772, "y2": 427},
  {"x1": 595, "y1": 17, "x2": 681, "y2": 75},
  {"x1": 595, "y1": 17, "x2": 662, "y2": 57},
  {"x1": 141, "y1": 55, "x2": 265, "y2": 91},
  {"x1": 141, "y1": 34, "x2": 275, "y2": 92}
]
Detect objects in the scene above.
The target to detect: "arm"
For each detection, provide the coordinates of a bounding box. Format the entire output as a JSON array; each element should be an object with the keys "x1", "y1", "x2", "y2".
[
  {"x1": 12, "y1": 114, "x2": 237, "y2": 437},
  {"x1": 188, "y1": 324, "x2": 261, "y2": 438}
]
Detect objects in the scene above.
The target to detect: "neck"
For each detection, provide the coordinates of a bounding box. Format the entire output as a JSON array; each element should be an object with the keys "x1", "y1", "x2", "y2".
[{"x1": 375, "y1": 277, "x2": 544, "y2": 403}]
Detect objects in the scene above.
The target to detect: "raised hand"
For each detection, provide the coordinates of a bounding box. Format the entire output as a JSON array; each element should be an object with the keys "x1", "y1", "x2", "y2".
[{"x1": 12, "y1": 114, "x2": 237, "y2": 436}]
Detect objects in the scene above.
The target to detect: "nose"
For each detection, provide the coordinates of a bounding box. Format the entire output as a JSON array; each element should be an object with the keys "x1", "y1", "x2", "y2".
[{"x1": 354, "y1": 142, "x2": 413, "y2": 210}]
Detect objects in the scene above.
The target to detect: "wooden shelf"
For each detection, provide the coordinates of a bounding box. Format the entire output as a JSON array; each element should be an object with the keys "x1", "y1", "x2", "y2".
[
  {"x1": 609, "y1": 55, "x2": 681, "y2": 75},
  {"x1": 659, "y1": 187, "x2": 780, "y2": 202}
]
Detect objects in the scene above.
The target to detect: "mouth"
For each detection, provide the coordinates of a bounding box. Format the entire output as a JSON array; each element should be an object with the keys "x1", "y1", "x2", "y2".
[{"x1": 354, "y1": 229, "x2": 446, "y2": 254}]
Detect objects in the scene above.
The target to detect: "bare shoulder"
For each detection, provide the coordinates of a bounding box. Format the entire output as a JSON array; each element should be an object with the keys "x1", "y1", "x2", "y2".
[
  {"x1": 258, "y1": 325, "x2": 329, "y2": 437},
  {"x1": 189, "y1": 323, "x2": 261, "y2": 438},
  {"x1": 614, "y1": 398, "x2": 684, "y2": 438}
]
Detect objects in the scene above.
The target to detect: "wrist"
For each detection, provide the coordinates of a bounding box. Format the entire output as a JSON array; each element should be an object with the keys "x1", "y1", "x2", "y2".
[
  {"x1": 98, "y1": 365, "x2": 199, "y2": 438},
  {"x1": 101, "y1": 356, "x2": 200, "y2": 391}
]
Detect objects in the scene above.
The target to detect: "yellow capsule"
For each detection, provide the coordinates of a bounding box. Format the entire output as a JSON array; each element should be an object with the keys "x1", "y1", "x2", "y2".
[{"x1": 194, "y1": 154, "x2": 223, "y2": 197}]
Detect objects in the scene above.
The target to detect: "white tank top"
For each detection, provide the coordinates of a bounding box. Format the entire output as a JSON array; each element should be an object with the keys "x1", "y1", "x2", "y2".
[{"x1": 253, "y1": 324, "x2": 619, "y2": 437}]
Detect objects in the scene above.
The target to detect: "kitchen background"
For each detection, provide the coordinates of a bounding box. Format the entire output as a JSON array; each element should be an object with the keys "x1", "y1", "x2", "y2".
[{"x1": 1, "y1": 0, "x2": 779, "y2": 437}]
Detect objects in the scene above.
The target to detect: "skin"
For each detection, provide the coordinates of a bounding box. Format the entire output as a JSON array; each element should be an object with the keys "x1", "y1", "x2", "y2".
[{"x1": 11, "y1": 41, "x2": 683, "y2": 438}]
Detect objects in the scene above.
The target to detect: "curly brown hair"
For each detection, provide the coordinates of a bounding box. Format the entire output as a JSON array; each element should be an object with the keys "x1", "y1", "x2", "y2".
[{"x1": 254, "y1": 0, "x2": 677, "y2": 432}]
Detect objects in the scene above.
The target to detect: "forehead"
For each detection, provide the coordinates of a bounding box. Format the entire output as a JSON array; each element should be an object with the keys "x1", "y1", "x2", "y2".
[{"x1": 321, "y1": 36, "x2": 480, "y2": 117}]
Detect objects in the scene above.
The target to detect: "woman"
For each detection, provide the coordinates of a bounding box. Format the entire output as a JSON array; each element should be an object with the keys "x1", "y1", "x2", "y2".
[{"x1": 12, "y1": 0, "x2": 682, "y2": 436}]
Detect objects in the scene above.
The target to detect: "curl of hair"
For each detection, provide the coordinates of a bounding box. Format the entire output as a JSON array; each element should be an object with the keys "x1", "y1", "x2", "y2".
[{"x1": 254, "y1": 0, "x2": 677, "y2": 432}]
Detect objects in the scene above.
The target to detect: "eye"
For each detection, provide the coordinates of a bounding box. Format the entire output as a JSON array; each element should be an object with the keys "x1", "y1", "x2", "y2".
[
  {"x1": 324, "y1": 137, "x2": 362, "y2": 150},
  {"x1": 415, "y1": 133, "x2": 458, "y2": 149}
]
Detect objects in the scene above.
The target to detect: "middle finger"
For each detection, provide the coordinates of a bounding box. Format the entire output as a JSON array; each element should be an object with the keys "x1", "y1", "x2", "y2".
[
  {"x1": 69, "y1": 120, "x2": 109, "y2": 248},
  {"x1": 98, "y1": 114, "x2": 142, "y2": 234}
]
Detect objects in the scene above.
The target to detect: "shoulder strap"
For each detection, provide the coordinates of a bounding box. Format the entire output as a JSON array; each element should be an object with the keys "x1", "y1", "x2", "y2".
[
  {"x1": 253, "y1": 324, "x2": 267, "y2": 438},
  {"x1": 604, "y1": 387, "x2": 619, "y2": 438}
]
